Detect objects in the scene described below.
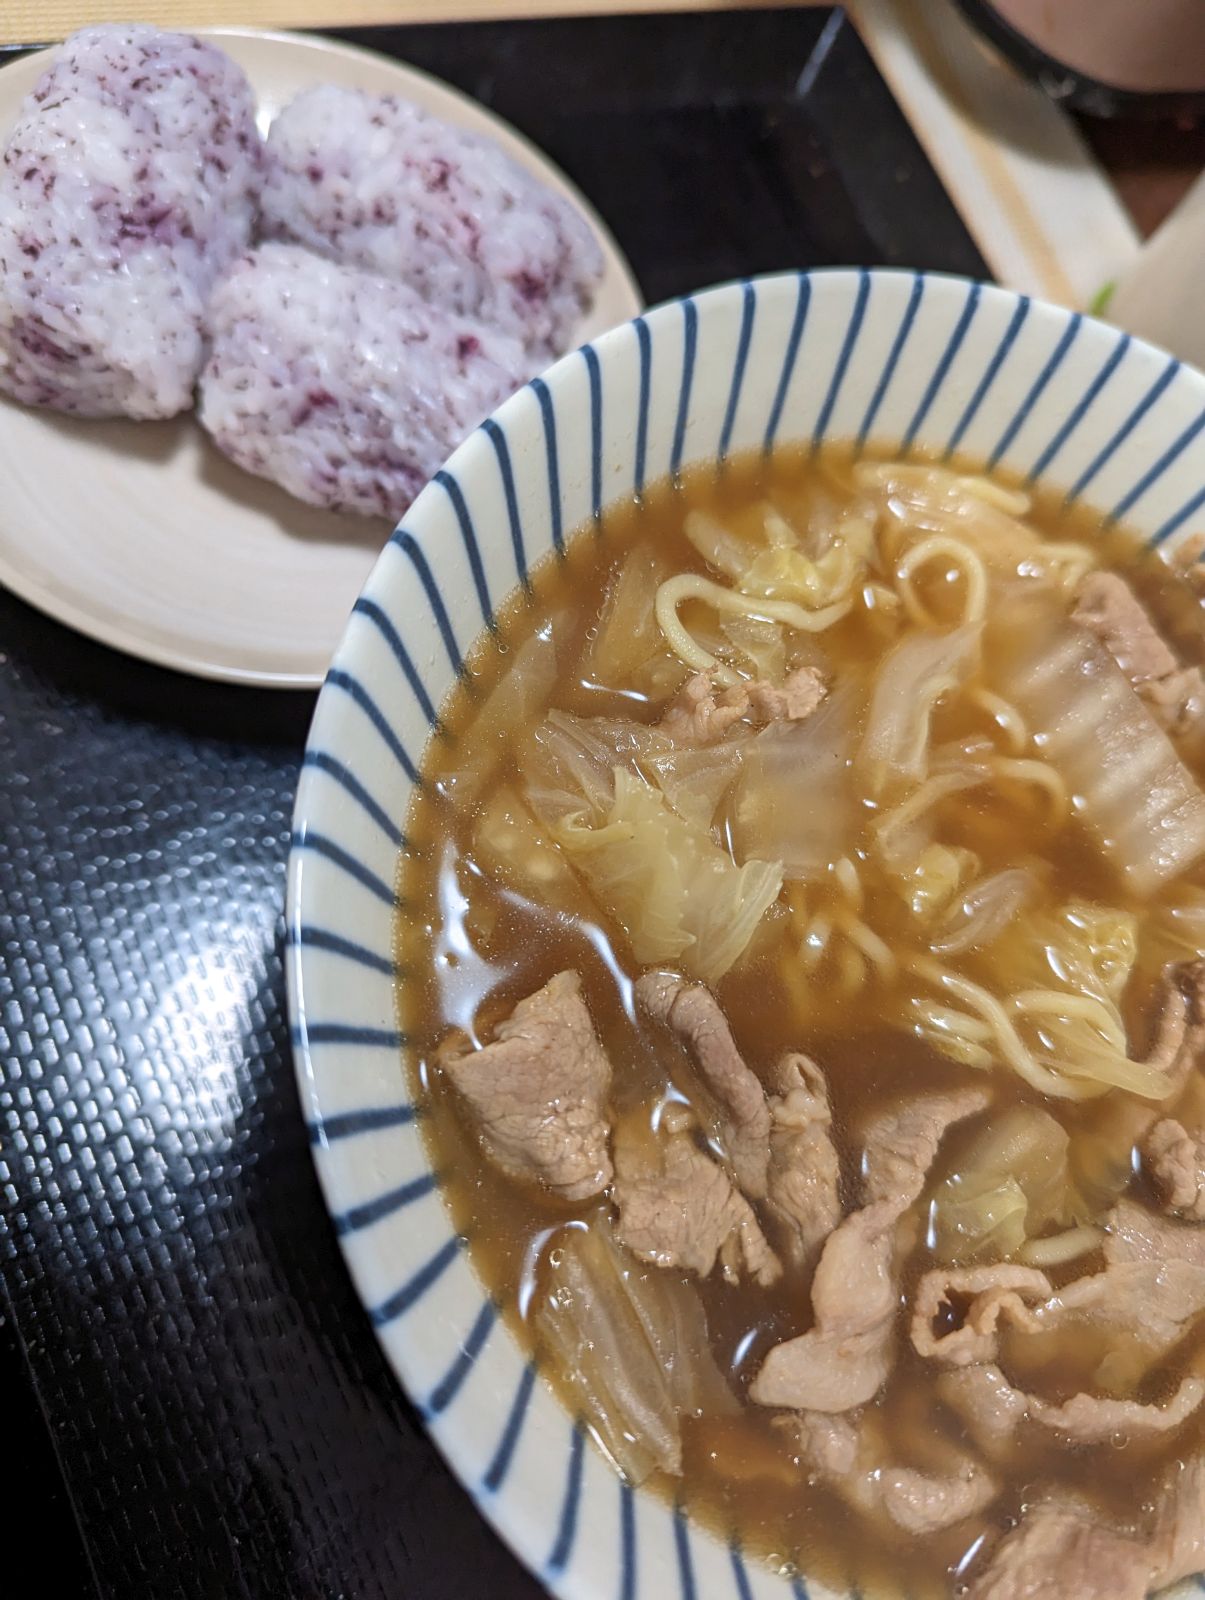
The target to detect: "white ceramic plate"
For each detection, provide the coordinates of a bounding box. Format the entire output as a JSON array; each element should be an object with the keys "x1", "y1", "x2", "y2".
[{"x1": 0, "y1": 29, "x2": 640, "y2": 688}]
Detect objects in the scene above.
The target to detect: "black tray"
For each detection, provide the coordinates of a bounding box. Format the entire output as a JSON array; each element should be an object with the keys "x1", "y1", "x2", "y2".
[{"x1": 0, "y1": 10, "x2": 983, "y2": 1598}]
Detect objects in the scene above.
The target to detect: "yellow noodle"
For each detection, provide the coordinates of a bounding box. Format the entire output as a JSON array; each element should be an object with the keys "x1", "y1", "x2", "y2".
[
  {"x1": 911, "y1": 999, "x2": 996, "y2": 1070},
  {"x1": 836, "y1": 909, "x2": 899, "y2": 981},
  {"x1": 836, "y1": 943, "x2": 868, "y2": 995},
  {"x1": 873, "y1": 767, "x2": 987, "y2": 864},
  {"x1": 1040, "y1": 540, "x2": 1098, "y2": 590},
  {"x1": 654, "y1": 573, "x2": 851, "y2": 682},
  {"x1": 1009, "y1": 990, "x2": 1128, "y2": 1051},
  {"x1": 909, "y1": 955, "x2": 1096, "y2": 1098},
  {"x1": 1019, "y1": 1225, "x2": 1103, "y2": 1268},
  {"x1": 968, "y1": 686, "x2": 1029, "y2": 756},
  {"x1": 955, "y1": 474, "x2": 1032, "y2": 517},
  {"x1": 990, "y1": 757, "x2": 1068, "y2": 823},
  {"x1": 861, "y1": 580, "x2": 902, "y2": 615},
  {"x1": 921, "y1": 1004, "x2": 994, "y2": 1044},
  {"x1": 801, "y1": 914, "x2": 833, "y2": 971},
  {"x1": 894, "y1": 535, "x2": 989, "y2": 629},
  {"x1": 834, "y1": 856, "x2": 863, "y2": 909}
]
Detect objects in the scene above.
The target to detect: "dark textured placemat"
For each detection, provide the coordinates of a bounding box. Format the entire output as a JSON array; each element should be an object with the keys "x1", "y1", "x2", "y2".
[{"x1": 0, "y1": 11, "x2": 985, "y2": 1599}]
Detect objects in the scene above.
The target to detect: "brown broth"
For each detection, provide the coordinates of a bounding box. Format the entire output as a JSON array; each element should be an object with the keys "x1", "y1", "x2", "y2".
[{"x1": 397, "y1": 446, "x2": 1205, "y2": 1598}]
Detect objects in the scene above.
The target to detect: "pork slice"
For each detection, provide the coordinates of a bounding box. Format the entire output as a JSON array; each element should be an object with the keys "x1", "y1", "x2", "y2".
[
  {"x1": 1030, "y1": 1375, "x2": 1205, "y2": 1443},
  {"x1": 861, "y1": 1086, "x2": 992, "y2": 1209},
  {"x1": 751, "y1": 1089, "x2": 988, "y2": 1412},
  {"x1": 923, "y1": 1259, "x2": 1205, "y2": 1447},
  {"x1": 440, "y1": 970, "x2": 612, "y2": 1200},
  {"x1": 1105, "y1": 1197, "x2": 1205, "y2": 1267},
  {"x1": 1044, "y1": 1259, "x2": 1205, "y2": 1357},
  {"x1": 764, "y1": 1052, "x2": 841, "y2": 1272},
  {"x1": 613, "y1": 1123, "x2": 780, "y2": 1287},
  {"x1": 965, "y1": 1497, "x2": 1153, "y2": 1600},
  {"x1": 936, "y1": 1364, "x2": 1030, "y2": 1459},
  {"x1": 1084, "y1": 962, "x2": 1205, "y2": 1217},
  {"x1": 944, "y1": 1365, "x2": 1204, "y2": 1450},
  {"x1": 1150, "y1": 1450, "x2": 1205, "y2": 1590},
  {"x1": 881, "y1": 1463, "x2": 997, "y2": 1538},
  {"x1": 659, "y1": 666, "x2": 826, "y2": 746},
  {"x1": 634, "y1": 971, "x2": 771, "y2": 1197},
  {"x1": 1145, "y1": 960, "x2": 1205, "y2": 1094},
  {"x1": 1145, "y1": 1116, "x2": 1205, "y2": 1222},
  {"x1": 785, "y1": 1409, "x2": 998, "y2": 1537},
  {"x1": 1074, "y1": 572, "x2": 1182, "y2": 690},
  {"x1": 745, "y1": 665, "x2": 826, "y2": 725},
  {"x1": 1074, "y1": 569, "x2": 1205, "y2": 743},
  {"x1": 1142, "y1": 960, "x2": 1205, "y2": 1089},
  {"x1": 750, "y1": 1199, "x2": 898, "y2": 1412},
  {"x1": 659, "y1": 672, "x2": 750, "y2": 745},
  {"x1": 911, "y1": 1265, "x2": 1051, "y2": 1367}
]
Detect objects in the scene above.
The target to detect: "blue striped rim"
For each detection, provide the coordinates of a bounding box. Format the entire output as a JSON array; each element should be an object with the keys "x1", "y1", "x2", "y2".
[
  {"x1": 307, "y1": 1103, "x2": 414, "y2": 1145},
  {"x1": 583, "y1": 343, "x2": 603, "y2": 521},
  {"x1": 333, "y1": 1171, "x2": 438, "y2": 1236},
  {"x1": 1064, "y1": 356, "x2": 1180, "y2": 506},
  {"x1": 530, "y1": 376, "x2": 564, "y2": 555},
  {"x1": 634, "y1": 317, "x2": 652, "y2": 496},
  {"x1": 988, "y1": 311, "x2": 1082, "y2": 469},
  {"x1": 483, "y1": 1359, "x2": 537, "y2": 1494},
  {"x1": 730, "y1": 1542, "x2": 755, "y2": 1600},
  {"x1": 619, "y1": 1480, "x2": 636, "y2": 1600},
  {"x1": 324, "y1": 669, "x2": 418, "y2": 786},
  {"x1": 291, "y1": 829, "x2": 396, "y2": 907},
  {"x1": 857, "y1": 271, "x2": 924, "y2": 449},
  {"x1": 1025, "y1": 330, "x2": 1129, "y2": 482},
  {"x1": 426, "y1": 1298, "x2": 497, "y2": 1415},
  {"x1": 670, "y1": 297, "x2": 699, "y2": 480},
  {"x1": 1107, "y1": 405, "x2": 1205, "y2": 525},
  {"x1": 353, "y1": 598, "x2": 439, "y2": 730},
  {"x1": 812, "y1": 268, "x2": 870, "y2": 448},
  {"x1": 296, "y1": 1021, "x2": 405, "y2": 1048},
  {"x1": 944, "y1": 293, "x2": 1029, "y2": 459},
  {"x1": 289, "y1": 925, "x2": 397, "y2": 976},
  {"x1": 903, "y1": 279, "x2": 981, "y2": 452},
  {"x1": 547, "y1": 1422, "x2": 585, "y2": 1573},
  {"x1": 370, "y1": 1234, "x2": 462, "y2": 1326},
  {"x1": 435, "y1": 469, "x2": 495, "y2": 632},
  {"x1": 718, "y1": 281, "x2": 756, "y2": 462},
  {"x1": 301, "y1": 752, "x2": 403, "y2": 847},
  {"x1": 1150, "y1": 483, "x2": 1205, "y2": 547},
  {"x1": 764, "y1": 273, "x2": 811, "y2": 452},
  {"x1": 673, "y1": 1504, "x2": 697, "y2": 1600},
  {"x1": 482, "y1": 417, "x2": 529, "y2": 592},
  {"x1": 391, "y1": 528, "x2": 464, "y2": 677}
]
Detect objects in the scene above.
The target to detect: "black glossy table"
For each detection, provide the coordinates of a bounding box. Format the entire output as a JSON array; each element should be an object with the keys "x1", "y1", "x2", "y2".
[{"x1": 0, "y1": 10, "x2": 983, "y2": 1597}]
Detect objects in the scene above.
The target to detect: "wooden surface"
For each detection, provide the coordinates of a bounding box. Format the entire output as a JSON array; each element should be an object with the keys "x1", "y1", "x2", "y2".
[{"x1": 0, "y1": 0, "x2": 821, "y2": 49}]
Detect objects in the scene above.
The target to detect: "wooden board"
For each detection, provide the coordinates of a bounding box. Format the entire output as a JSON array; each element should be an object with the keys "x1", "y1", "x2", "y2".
[{"x1": 1, "y1": 0, "x2": 821, "y2": 50}]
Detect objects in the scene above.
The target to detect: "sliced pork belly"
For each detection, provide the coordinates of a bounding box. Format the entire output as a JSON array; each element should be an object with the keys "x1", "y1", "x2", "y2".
[
  {"x1": 440, "y1": 969, "x2": 612, "y2": 1201},
  {"x1": 750, "y1": 1089, "x2": 989, "y2": 1412}
]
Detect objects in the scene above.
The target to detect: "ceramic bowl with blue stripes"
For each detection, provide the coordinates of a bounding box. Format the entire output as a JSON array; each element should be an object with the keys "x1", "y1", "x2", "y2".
[{"x1": 286, "y1": 269, "x2": 1205, "y2": 1600}]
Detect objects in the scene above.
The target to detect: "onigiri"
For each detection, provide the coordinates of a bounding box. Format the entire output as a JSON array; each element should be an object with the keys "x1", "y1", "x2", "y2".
[
  {"x1": 0, "y1": 25, "x2": 262, "y2": 419},
  {"x1": 259, "y1": 84, "x2": 604, "y2": 361},
  {"x1": 198, "y1": 243, "x2": 531, "y2": 521}
]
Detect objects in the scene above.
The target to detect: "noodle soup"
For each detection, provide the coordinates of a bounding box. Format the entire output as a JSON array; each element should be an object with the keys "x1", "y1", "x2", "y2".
[{"x1": 399, "y1": 449, "x2": 1205, "y2": 1598}]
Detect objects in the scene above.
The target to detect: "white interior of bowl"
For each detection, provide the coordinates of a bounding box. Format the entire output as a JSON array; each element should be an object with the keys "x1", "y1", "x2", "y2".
[{"x1": 287, "y1": 269, "x2": 1205, "y2": 1600}]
